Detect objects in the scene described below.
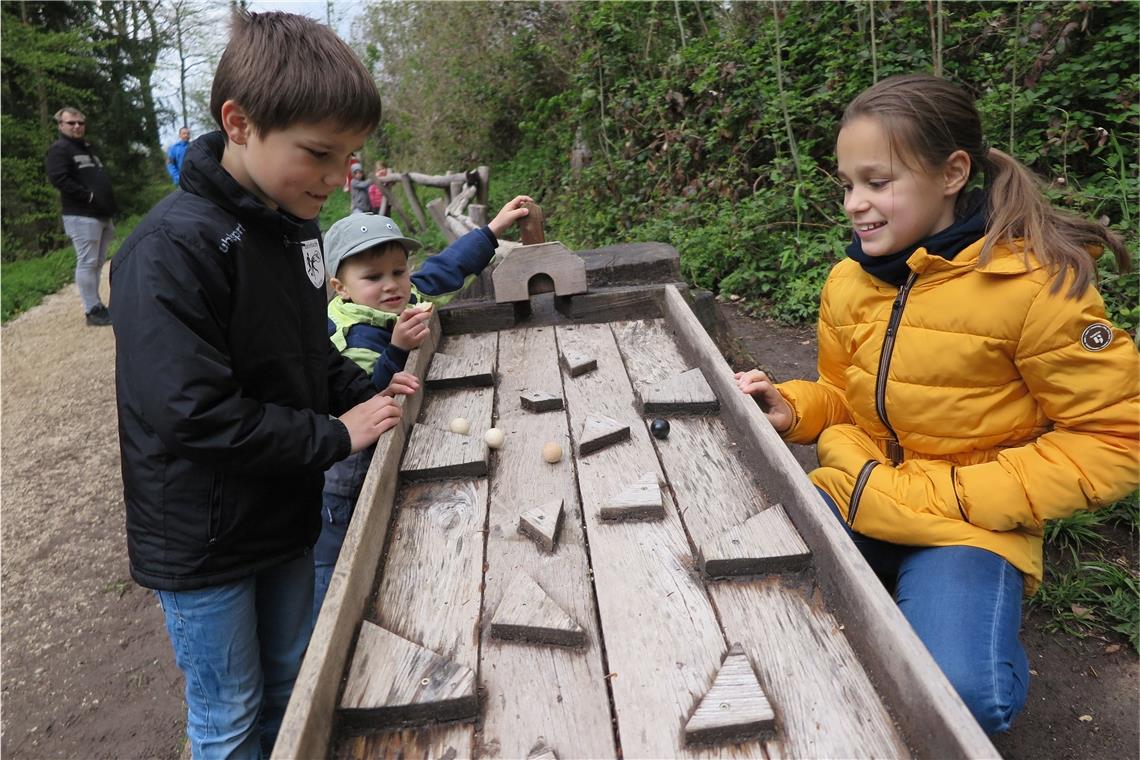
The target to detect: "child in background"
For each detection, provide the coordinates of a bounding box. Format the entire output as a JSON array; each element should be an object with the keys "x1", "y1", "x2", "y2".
[
  {"x1": 349, "y1": 165, "x2": 373, "y2": 214},
  {"x1": 313, "y1": 195, "x2": 533, "y2": 618},
  {"x1": 736, "y1": 74, "x2": 1138, "y2": 734},
  {"x1": 110, "y1": 11, "x2": 403, "y2": 758},
  {"x1": 369, "y1": 161, "x2": 389, "y2": 213}
]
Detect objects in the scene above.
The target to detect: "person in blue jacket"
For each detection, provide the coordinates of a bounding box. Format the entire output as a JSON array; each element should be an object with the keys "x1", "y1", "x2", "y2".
[
  {"x1": 314, "y1": 197, "x2": 532, "y2": 619},
  {"x1": 165, "y1": 126, "x2": 190, "y2": 185}
]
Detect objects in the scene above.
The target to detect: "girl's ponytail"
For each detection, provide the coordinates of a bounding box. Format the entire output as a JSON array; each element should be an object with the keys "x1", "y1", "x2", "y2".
[{"x1": 983, "y1": 147, "x2": 1130, "y2": 297}]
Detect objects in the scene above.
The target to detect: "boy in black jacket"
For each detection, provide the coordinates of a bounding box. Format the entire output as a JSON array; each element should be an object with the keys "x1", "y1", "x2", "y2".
[{"x1": 109, "y1": 11, "x2": 401, "y2": 759}]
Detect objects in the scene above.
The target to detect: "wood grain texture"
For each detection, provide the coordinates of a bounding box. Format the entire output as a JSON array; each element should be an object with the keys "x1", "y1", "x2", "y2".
[
  {"x1": 520, "y1": 390, "x2": 564, "y2": 413},
  {"x1": 599, "y1": 471, "x2": 663, "y2": 521},
  {"x1": 489, "y1": 572, "x2": 587, "y2": 648},
  {"x1": 552, "y1": 284, "x2": 669, "y2": 323},
  {"x1": 526, "y1": 742, "x2": 558, "y2": 760},
  {"x1": 493, "y1": 242, "x2": 587, "y2": 304},
  {"x1": 575, "y1": 242, "x2": 682, "y2": 288},
  {"x1": 273, "y1": 313, "x2": 442, "y2": 760},
  {"x1": 478, "y1": 326, "x2": 616, "y2": 759},
  {"x1": 339, "y1": 622, "x2": 477, "y2": 729},
  {"x1": 576, "y1": 414, "x2": 630, "y2": 456},
  {"x1": 438, "y1": 299, "x2": 518, "y2": 335},
  {"x1": 659, "y1": 286, "x2": 996, "y2": 758},
  {"x1": 400, "y1": 425, "x2": 489, "y2": 481},
  {"x1": 556, "y1": 322, "x2": 761, "y2": 758},
  {"x1": 700, "y1": 504, "x2": 811, "y2": 579},
  {"x1": 685, "y1": 644, "x2": 775, "y2": 746},
  {"x1": 425, "y1": 351, "x2": 495, "y2": 389},
  {"x1": 518, "y1": 498, "x2": 564, "y2": 552},
  {"x1": 641, "y1": 367, "x2": 720, "y2": 415},
  {"x1": 559, "y1": 347, "x2": 596, "y2": 377},
  {"x1": 518, "y1": 201, "x2": 546, "y2": 245}
]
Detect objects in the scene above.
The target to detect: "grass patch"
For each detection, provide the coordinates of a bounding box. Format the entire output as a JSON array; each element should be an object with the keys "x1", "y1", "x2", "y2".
[
  {"x1": 1031, "y1": 493, "x2": 1140, "y2": 652},
  {"x1": 1, "y1": 214, "x2": 143, "y2": 323}
]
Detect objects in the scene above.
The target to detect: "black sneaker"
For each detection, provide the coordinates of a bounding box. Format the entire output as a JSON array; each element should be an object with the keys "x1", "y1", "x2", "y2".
[{"x1": 85, "y1": 304, "x2": 112, "y2": 327}]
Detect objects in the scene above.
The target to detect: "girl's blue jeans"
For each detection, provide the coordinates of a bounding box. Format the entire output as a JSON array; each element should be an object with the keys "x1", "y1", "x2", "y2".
[
  {"x1": 818, "y1": 489, "x2": 1029, "y2": 734},
  {"x1": 156, "y1": 553, "x2": 314, "y2": 760}
]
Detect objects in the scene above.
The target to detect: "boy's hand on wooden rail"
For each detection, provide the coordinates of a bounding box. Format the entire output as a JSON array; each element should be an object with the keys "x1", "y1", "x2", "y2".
[
  {"x1": 734, "y1": 369, "x2": 794, "y2": 434},
  {"x1": 488, "y1": 195, "x2": 535, "y2": 238},
  {"x1": 381, "y1": 371, "x2": 420, "y2": 398},
  {"x1": 391, "y1": 306, "x2": 432, "y2": 350},
  {"x1": 340, "y1": 394, "x2": 403, "y2": 453}
]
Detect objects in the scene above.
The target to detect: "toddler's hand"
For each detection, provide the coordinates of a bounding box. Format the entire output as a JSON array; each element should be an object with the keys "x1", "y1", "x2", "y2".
[
  {"x1": 488, "y1": 195, "x2": 535, "y2": 238},
  {"x1": 391, "y1": 306, "x2": 433, "y2": 351},
  {"x1": 381, "y1": 371, "x2": 420, "y2": 398},
  {"x1": 734, "y1": 369, "x2": 794, "y2": 434},
  {"x1": 340, "y1": 394, "x2": 402, "y2": 453}
]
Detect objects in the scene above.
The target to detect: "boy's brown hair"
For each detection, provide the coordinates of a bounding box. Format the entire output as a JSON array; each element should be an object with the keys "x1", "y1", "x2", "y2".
[{"x1": 210, "y1": 9, "x2": 380, "y2": 136}]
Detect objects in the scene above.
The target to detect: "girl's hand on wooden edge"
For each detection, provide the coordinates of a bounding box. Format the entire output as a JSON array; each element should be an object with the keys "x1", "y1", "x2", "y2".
[
  {"x1": 733, "y1": 369, "x2": 794, "y2": 434},
  {"x1": 381, "y1": 371, "x2": 420, "y2": 398},
  {"x1": 488, "y1": 194, "x2": 535, "y2": 237}
]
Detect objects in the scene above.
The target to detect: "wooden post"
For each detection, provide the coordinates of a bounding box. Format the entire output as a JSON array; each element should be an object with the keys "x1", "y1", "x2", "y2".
[
  {"x1": 476, "y1": 165, "x2": 490, "y2": 206},
  {"x1": 378, "y1": 183, "x2": 414, "y2": 232},
  {"x1": 427, "y1": 198, "x2": 459, "y2": 243},
  {"x1": 398, "y1": 176, "x2": 426, "y2": 229},
  {"x1": 469, "y1": 204, "x2": 487, "y2": 227}
]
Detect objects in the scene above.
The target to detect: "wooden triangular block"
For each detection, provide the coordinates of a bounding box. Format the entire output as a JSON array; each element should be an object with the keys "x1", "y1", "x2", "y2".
[
  {"x1": 577, "y1": 414, "x2": 630, "y2": 456},
  {"x1": 400, "y1": 425, "x2": 488, "y2": 481},
  {"x1": 559, "y1": 348, "x2": 597, "y2": 377},
  {"x1": 641, "y1": 368, "x2": 719, "y2": 414},
  {"x1": 339, "y1": 621, "x2": 478, "y2": 728},
  {"x1": 599, "y1": 472, "x2": 663, "y2": 521},
  {"x1": 684, "y1": 643, "x2": 775, "y2": 745},
  {"x1": 518, "y1": 498, "x2": 565, "y2": 552},
  {"x1": 527, "y1": 741, "x2": 558, "y2": 760},
  {"x1": 490, "y1": 573, "x2": 587, "y2": 648},
  {"x1": 699, "y1": 504, "x2": 811, "y2": 578},
  {"x1": 426, "y1": 351, "x2": 495, "y2": 389},
  {"x1": 520, "y1": 390, "x2": 564, "y2": 413}
]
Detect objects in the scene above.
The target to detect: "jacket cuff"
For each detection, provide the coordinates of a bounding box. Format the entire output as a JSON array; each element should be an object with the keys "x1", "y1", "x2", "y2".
[{"x1": 329, "y1": 416, "x2": 353, "y2": 462}]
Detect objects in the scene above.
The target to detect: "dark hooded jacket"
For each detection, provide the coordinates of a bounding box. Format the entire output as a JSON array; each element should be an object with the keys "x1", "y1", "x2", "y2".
[
  {"x1": 45, "y1": 135, "x2": 118, "y2": 218},
  {"x1": 110, "y1": 131, "x2": 376, "y2": 591}
]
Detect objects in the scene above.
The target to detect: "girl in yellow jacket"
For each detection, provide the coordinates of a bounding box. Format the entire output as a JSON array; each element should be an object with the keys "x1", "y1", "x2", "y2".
[{"x1": 736, "y1": 74, "x2": 1138, "y2": 734}]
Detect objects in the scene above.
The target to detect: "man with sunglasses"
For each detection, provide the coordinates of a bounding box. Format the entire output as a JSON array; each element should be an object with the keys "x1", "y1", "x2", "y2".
[{"x1": 45, "y1": 106, "x2": 118, "y2": 326}]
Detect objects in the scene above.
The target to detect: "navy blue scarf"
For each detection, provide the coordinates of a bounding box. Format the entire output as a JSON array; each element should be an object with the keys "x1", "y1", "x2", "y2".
[{"x1": 845, "y1": 191, "x2": 989, "y2": 286}]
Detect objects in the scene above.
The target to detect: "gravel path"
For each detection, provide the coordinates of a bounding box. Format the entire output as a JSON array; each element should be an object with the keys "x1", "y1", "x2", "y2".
[{"x1": 1, "y1": 277, "x2": 184, "y2": 759}]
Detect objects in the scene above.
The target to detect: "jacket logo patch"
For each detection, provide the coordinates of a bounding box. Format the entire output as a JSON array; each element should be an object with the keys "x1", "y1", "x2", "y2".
[
  {"x1": 301, "y1": 239, "x2": 325, "y2": 288},
  {"x1": 1080, "y1": 323, "x2": 1113, "y2": 352}
]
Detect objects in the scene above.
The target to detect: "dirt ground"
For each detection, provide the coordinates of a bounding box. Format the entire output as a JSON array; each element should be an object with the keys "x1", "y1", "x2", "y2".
[{"x1": 0, "y1": 279, "x2": 1135, "y2": 759}]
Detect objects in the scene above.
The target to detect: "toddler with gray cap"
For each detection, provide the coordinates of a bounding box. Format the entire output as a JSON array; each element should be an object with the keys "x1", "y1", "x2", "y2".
[{"x1": 314, "y1": 195, "x2": 533, "y2": 619}]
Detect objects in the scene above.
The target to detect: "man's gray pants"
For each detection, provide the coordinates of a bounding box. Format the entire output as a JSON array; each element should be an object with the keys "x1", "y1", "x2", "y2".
[{"x1": 62, "y1": 215, "x2": 114, "y2": 313}]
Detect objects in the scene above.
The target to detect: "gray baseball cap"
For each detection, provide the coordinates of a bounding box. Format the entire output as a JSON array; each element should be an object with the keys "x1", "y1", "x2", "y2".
[{"x1": 324, "y1": 215, "x2": 423, "y2": 277}]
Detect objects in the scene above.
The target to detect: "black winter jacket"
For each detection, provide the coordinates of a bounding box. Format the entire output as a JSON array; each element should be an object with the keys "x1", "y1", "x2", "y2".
[
  {"x1": 110, "y1": 131, "x2": 376, "y2": 591},
  {"x1": 45, "y1": 135, "x2": 118, "y2": 218}
]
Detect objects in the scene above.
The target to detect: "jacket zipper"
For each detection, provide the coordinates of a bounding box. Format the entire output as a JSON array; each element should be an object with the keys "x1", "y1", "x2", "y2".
[
  {"x1": 876, "y1": 272, "x2": 918, "y2": 465},
  {"x1": 846, "y1": 460, "x2": 879, "y2": 528}
]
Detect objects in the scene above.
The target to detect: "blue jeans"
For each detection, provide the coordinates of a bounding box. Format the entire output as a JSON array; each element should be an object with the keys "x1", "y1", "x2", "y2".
[
  {"x1": 312, "y1": 493, "x2": 354, "y2": 624},
  {"x1": 818, "y1": 489, "x2": 1029, "y2": 734},
  {"x1": 156, "y1": 554, "x2": 314, "y2": 760}
]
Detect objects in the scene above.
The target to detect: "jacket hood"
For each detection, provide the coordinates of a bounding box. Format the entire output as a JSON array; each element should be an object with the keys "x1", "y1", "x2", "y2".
[{"x1": 179, "y1": 131, "x2": 300, "y2": 231}]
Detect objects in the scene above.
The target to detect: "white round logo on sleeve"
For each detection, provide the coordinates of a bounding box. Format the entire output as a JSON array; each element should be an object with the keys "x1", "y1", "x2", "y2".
[{"x1": 1080, "y1": 323, "x2": 1113, "y2": 352}]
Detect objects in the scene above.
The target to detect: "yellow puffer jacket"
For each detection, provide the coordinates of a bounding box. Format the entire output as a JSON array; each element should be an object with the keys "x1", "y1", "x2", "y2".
[{"x1": 778, "y1": 237, "x2": 1139, "y2": 593}]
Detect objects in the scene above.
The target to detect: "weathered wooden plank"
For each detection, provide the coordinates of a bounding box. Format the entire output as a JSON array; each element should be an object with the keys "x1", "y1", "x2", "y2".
[
  {"x1": 438, "y1": 299, "x2": 518, "y2": 335},
  {"x1": 713, "y1": 581, "x2": 909, "y2": 757},
  {"x1": 659, "y1": 285, "x2": 997, "y2": 758},
  {"x1": 336, "y1": 726, "x2": 471, "y2": 760},
  {"x1": 489, "y1": 572, "x2": 587, "y2": 648},
  {"x1": 518, "y1": 201, "x2": 545, "y2": 245},
  {"x1": 273, "y1": 314, "x2": 443, "y2": 760},
  {"x1": 425, "y1": 350, "x2": 495, "y2": 389},
  {"x1": 335, "y1": 476, "x2": 489, "y2": 757},
  {"x1": 339, "y1": 622, "x2": 477, "y2": 729},
  {"x1": 553, "y1": 283, "x2": 670, "y2": 322},
  {"x1": 700, "y1": 504, "x2": 811, "y2": 579},
  {"x1": 556, "y1": 322, "x2": 761, "y2": 758},
  {"x1": 599, "y1": 471, "x2": 663, "y2": 521},
  {"x1": 575, "y1": 242, "x2": 682, "y2": 287},
  {"x1": 685, "y1": 644, "x2": 775, "y2": 746},
  {"x1": 641, "y1": 367, "x2": 720, "y2": 415},
  {"x1": 576, "y1": 414, "x2": 630, "y2": 456},
  {"x1": 518, "y1": 498, "x2": 564, "y2": 552},
  {"x1": 477, "y1": 326, "x2": 616, "y2": 759},
  {"x1": 399, "y1": 425, "x2": 489, "y2": 481}
]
